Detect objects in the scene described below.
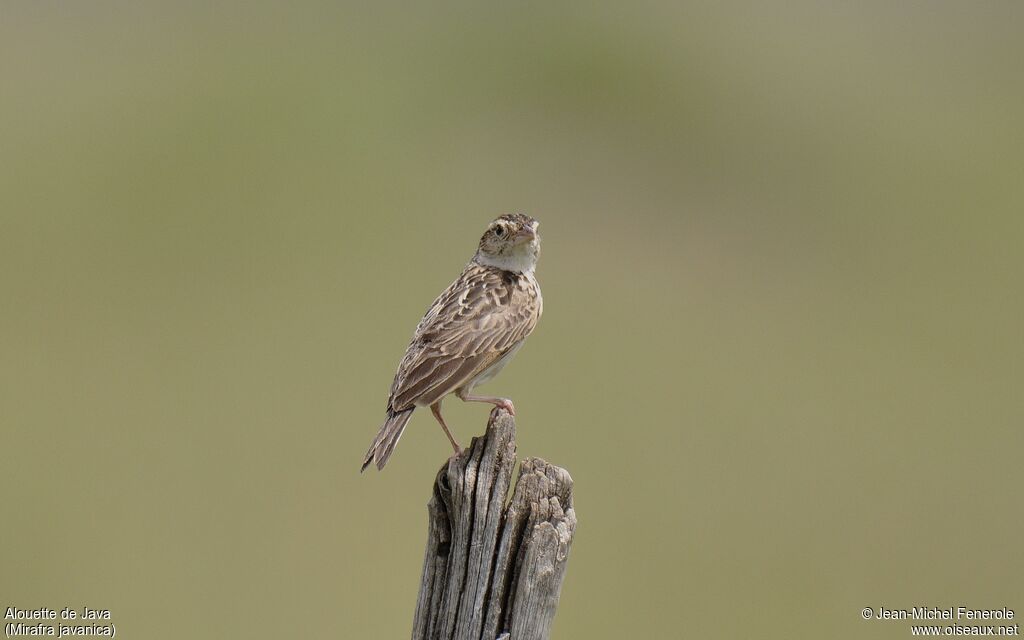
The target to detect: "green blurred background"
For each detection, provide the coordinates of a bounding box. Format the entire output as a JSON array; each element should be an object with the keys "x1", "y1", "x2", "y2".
[{"x1": 2, "y1": 2, "x2": 1021, "y2": 638}]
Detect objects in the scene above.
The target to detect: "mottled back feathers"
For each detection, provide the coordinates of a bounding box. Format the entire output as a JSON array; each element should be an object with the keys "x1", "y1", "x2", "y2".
[{"x1": 388, "y1": 262, "x2": 542, "y2": 411}]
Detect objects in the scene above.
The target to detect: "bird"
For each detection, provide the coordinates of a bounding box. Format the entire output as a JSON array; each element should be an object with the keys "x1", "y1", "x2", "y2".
[{"x1": 361, "y1": 214, "x2": 543, "y2": 472}]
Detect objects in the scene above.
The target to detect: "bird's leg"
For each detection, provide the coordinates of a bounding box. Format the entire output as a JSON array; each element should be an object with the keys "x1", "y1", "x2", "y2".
[
  {"x1": 430, "y1": 400, "x2": 461, "y2": 454},
  {"x1": 456, "y1": 388, "x2": 516, "y2": 415}
]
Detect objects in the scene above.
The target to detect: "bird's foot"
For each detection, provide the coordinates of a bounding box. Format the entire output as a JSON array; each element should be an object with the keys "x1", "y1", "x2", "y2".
[
  {"x1": 457, "y1": 391, "x2": 516, "y2": 416},
  {"x1": 494, "y1": 398, "x2": 515, "y2": 415}
]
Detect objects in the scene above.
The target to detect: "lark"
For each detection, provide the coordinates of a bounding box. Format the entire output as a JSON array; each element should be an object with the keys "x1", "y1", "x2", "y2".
[{"x1": 361, "y1": 214, "x2": 543, "y2": 471}]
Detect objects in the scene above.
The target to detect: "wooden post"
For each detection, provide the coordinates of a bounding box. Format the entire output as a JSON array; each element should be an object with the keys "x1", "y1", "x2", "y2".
[{"x1": 411, "y1": 408, "x2": 576, "y2": 640}]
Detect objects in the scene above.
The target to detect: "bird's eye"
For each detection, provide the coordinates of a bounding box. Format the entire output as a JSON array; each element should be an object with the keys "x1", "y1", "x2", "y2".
[{"x1": 494, "y1": 226, "x2": 504, "y2": 237}]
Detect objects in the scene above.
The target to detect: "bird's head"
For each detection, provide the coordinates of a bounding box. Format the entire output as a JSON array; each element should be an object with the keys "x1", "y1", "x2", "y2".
[{"x1": 474, "y1": 214, "x2": 540, "y2": 273}]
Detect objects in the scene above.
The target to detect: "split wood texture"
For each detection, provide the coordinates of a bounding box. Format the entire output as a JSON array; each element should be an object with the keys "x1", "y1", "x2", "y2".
[{"x1": 412, "y1": 408, "x2": 576, "y2": 640}]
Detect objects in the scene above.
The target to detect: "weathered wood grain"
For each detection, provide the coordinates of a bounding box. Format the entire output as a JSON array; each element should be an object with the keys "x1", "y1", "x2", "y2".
[{"x1": 411, "y1": 409, "x2": 576, "y2": 640}]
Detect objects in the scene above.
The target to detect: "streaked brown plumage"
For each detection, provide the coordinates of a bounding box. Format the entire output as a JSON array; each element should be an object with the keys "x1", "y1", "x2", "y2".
[{"x1": 361, "y1": 214, "x2": 542, "y2": 471}]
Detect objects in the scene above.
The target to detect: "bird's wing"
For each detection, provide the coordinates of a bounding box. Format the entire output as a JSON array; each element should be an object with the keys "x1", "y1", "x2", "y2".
[{"x1": 387, "y1": 263, "x2": 540, "y2": 411}]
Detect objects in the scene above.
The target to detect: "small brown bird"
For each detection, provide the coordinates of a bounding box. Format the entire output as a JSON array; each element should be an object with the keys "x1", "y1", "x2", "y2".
[{"x1": 361, "y1": 214, "x2": 543, "y2": 471}]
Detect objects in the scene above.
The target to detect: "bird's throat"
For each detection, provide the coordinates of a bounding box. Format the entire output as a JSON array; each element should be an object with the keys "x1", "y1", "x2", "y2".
[{"x1": 474, "y1": 242, "x2": 539, "y2": 274}]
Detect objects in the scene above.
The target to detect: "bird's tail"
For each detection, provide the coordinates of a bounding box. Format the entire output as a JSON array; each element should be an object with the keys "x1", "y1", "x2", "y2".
[{"x1": 361, "y1": 408, "x2": 414, "y2": 472}]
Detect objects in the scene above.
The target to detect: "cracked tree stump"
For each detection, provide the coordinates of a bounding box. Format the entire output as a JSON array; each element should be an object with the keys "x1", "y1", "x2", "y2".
[{"x1": 411, "y1": 408, "x2": 576, "y2": 640}]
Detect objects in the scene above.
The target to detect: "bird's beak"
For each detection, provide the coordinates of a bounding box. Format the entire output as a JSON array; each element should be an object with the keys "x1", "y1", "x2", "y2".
[{"x1": 515, "y1": 225, "x2": 537, "y2": 242}]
